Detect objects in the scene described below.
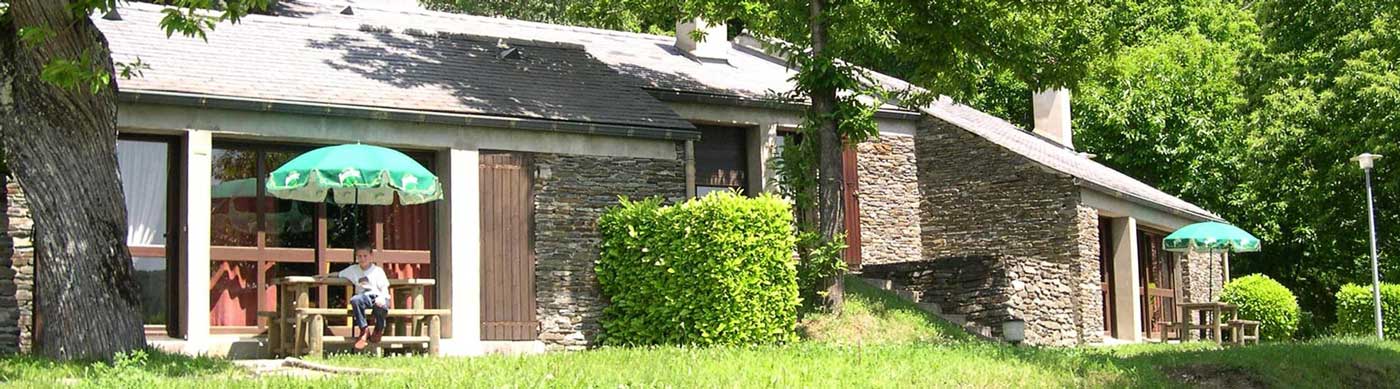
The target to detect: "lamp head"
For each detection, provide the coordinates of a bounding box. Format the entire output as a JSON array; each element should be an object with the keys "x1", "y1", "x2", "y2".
[{"x1": 1353, "y1": 153, "x2": 1383, "y2": 170}]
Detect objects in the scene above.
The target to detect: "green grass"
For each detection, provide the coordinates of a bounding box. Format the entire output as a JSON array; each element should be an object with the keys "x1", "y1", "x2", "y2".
[{"x1": 4, "y1": 276, "x2": 1400, "y2": 388}]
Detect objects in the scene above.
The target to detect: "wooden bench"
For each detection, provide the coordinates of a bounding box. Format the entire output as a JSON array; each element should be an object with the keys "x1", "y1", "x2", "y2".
[
  {"x1": 295, "y1": 307, "x2": 451, "y2": 357},
  {"x1": 266, "y1": 276, "x2": 448, "y2": 357},
  {"x1": 1228, "y1": 319, "x2": 1260, "y2": 345}
]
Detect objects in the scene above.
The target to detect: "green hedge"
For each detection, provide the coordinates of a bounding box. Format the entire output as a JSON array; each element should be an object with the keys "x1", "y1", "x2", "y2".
[
  {"x1": 596, "y1": 192, "x2": 800, "y2": 346},
  {"x1": 1334, "y1": 283, "x2": 1400, "y2": 340},
  {"x1": 1220, "y1": 274, "x2": 1300, "y2": 341}
]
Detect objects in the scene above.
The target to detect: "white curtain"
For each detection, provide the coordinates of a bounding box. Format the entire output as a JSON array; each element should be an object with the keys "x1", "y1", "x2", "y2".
[{"x1": 117, "y1": 140, "x2": 168, "y2": 248}]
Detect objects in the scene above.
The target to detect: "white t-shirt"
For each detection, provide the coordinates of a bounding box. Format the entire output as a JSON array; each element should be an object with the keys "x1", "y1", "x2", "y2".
[{"x1": 339, "y1": 264, "x2": 390, "y2": 306}]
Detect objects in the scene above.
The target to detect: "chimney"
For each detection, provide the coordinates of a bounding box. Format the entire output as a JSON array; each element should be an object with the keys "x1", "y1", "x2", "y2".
[
  {"x1": 675, "y1": 17, "x2": 729, "y2": 63},
  {"x1": 1032, "y1": 88, "x2": 1073, "y2": 149}
]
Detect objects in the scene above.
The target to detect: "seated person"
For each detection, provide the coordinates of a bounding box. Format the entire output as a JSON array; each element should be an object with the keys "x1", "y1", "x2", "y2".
[{"x1": 316, "y1": 242, "x2": 390, "y2": 350}]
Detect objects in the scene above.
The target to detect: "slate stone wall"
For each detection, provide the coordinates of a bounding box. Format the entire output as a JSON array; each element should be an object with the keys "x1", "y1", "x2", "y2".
[
  {"x1": 0, "y1": 177, "x2": 34, "y2": 354},
  {"x1": 532, "y1": 145, "x2": 686, "y2": 350},
  {"x1": 861, "y1": 256, "x2": 1017, "y2": 337},
  {"x1": 913, "y1": 116, "x2": 1102, "y2": 346},
  {"x1": 855, "y1": 135, "x2": 923, "y2": 266},
  {"x1": 1180, "y1": 250, "x2": 1224, "y2": 304}
]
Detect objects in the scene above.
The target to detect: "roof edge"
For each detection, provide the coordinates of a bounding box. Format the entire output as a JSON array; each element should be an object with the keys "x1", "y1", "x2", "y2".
[
  {"x1": 647, "y1": 89, "x2": 921, "y2": 121},
  {"x1": 919, "y1": 104, "x2": 1222, "y2": 222},
  {"x1": 119, "y1": 90, "x2": 701, "y2": 141}
]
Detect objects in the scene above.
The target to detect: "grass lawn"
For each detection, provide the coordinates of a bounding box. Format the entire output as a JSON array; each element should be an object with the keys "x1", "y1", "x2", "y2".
[{"x1": 3, "y1": 277, "x2": 1399, "y2": 388}]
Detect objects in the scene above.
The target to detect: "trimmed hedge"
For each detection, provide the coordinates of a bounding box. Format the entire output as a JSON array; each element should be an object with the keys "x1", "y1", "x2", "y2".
[
  {"x1": 1335, "y1": 283, "x2": 1400, "y2": 340},
  {"x1": 596, "y1": 192, "x2": 800, "y2": 346},
  {"x1": 1220, "y1": 274, "x2": 1300, "y2": 341}
]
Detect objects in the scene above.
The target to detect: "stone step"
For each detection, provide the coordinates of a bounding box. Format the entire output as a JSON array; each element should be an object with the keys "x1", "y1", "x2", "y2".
[
  {"x1": 895, "y1": 289, "x2": 919, "y2": 302},
  {"x1": 942, "y1": 314, "x2": 967, "y2": 326},
  {"x1": 860, "y1": 277, "x2": 893, "y2": 290},
  {"x1": 917, "y1": 302, "x2": 942, "y2": 315}
]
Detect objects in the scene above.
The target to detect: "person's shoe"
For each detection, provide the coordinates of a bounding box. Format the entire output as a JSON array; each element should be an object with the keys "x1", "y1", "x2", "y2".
[
  {"x1": 353, "y1": 329, "x2": 370, "y2": 350},
  {"x1": 370, "y1": 325, "x2": 385, "y2": 343}
]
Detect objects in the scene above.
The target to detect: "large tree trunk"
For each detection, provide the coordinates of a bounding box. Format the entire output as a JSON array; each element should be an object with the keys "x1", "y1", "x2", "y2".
[
  {"x1": 0, "y1": 2, "x2": 146, "y2": 360},
  {"x1": 809, "y1": 0, "x2": 844, "y2": 312}
]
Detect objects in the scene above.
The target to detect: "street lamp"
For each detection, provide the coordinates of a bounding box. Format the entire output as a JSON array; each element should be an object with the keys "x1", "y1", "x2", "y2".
[{"x1": 1352, "y1": 153, "x2": 1384, "y2": 340}]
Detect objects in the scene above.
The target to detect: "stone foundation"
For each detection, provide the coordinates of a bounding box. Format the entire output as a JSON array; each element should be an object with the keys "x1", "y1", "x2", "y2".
[
  {"x1": 532, "y1": 146, "x2": 686, "y2": 351},
  {"x1": 913, "y1": 116, "x2": 1102, "y2": 346},
  {"x1": 861, "y1": 257, "x2": 1015, "y2": 337},
  {"x1": 855, "y1": 135, "x2": 923, "y2": 266},
  {"x1": 0, "y1": 177, "x2": 34, "y2": 354}
]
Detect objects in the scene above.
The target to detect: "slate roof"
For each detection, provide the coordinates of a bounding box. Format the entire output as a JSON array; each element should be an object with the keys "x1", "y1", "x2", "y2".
[
  {"x1": 101, "y1": 0, "x2": 1219, "y2": 222},
  {"x1": 97, "y1": 4, "x2": 695, "y2": 131}
]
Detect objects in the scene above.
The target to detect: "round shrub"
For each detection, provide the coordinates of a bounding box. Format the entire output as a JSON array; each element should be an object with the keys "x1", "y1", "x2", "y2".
[
  {"x1": 1334, "y1": 283, "x2": 1400, "y2": 340},
  {"x1": 1219, "y1": 274, "x2": 1300, "y2": 341},
  {"x1": 596, "y1": 192, "x2": 800, "y2": 346}
]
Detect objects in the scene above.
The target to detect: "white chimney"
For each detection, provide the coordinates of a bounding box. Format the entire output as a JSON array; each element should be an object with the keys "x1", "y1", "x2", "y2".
[
  {"x1": 675, "y1": 17, "x2": 729, "y2": 63},
  {"x1": 1032, "y1": 88, "x2": 1073, "y2": 148}
]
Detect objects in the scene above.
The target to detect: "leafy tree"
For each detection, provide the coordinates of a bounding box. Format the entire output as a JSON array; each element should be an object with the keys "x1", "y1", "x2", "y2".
[
  {"x1": 1231, "y1": 0, "x2": 1400, "y2": 325},
  {"x1": 0, "y1": 0, "x2": 267, "y2": 360}
]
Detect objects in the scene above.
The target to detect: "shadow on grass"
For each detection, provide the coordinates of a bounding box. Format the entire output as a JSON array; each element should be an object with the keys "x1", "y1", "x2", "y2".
[{"x1": 0, "y1": 347, "x2": 238, "y2": 383}]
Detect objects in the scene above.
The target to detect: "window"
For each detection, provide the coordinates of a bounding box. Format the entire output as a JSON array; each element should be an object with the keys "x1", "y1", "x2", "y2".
[
  {"x1": 117, "y1": 137, "x2": 177, "y2": 335},
  {"x1": 209, "y1": 142, "x2": 436, "y2": 333},
  {"x1": 694, "y1": 125, "x2": 749, "y2": 196}
]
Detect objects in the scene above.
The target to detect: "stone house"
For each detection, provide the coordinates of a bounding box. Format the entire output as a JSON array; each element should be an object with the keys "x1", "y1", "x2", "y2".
[{"x1": 0, "y1": 1, "x2": 1222, "y2": 355}]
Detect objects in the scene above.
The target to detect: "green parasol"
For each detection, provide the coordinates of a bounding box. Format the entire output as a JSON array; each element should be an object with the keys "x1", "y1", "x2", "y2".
[
  {"x1": 265, "y1": 144, "x2": 442, "y2": 250},
  {"x1": 1164, "y1": 222, "x2": 1261, "y2": 299},
  {"x1": 265, "y1": 144, "x2": 442, "y2": 205}
]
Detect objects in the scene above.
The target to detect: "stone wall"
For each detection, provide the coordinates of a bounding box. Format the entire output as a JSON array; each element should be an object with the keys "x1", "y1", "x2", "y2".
[
  {"x1": 532, "y1": 145, "x2": 686, "y2": 350},
  {"x1": 1179, "y1": 250, "x2": 1224, "y2": 304},
  {"x1": 861, "y1": 256, "x2": 1016, "y2": 337},
  {"x1": 914, "y1": 116, "x2": 1102, "y2": 346},
  {"x1": 0, "y1": 177, "x2": 34, "y2": 354},
  {"x1": 855, "y1": 135, "x2": 923, "y2": 266}
]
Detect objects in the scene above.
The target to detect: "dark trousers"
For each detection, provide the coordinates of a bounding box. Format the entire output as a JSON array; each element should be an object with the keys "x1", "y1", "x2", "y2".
[{"x1": 350, "y1": 294, "x2": 387, "y2": 329}]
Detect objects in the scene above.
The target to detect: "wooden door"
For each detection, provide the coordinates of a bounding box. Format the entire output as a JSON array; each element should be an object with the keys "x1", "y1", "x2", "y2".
[
  {"x1": 479, "y1": 152, "x2": 539, "y2": 340},
  {"x1": 1138, "y1": 230, "x2": 1176, "y2": 339}
]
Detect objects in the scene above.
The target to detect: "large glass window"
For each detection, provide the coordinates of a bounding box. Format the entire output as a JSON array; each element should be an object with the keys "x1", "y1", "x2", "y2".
[
  {"x1": 694, "y1": 125, "x2": 749, "y2": 196},
  {"x1": 117, "y1": 138, "x2": 175, "y2": 332},
  {"x1": 210, "y1": 142, "x2": 437, "y2": 333}
]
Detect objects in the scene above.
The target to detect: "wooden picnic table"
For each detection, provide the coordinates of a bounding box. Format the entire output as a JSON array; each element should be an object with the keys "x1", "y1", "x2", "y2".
[
  {"x1": 261, "y1": 276, "x2": 447, "y2": 357},
  {"x1": 1166, "y1": 302, "x2": 1238, "y2": 345}
]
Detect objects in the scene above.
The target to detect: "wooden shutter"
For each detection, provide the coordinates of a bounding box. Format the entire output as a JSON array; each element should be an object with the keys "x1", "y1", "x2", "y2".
[
  {"x1": 842, "y1": 146, "x2": 862, "y2": 269},
  {"x1": 479, "y1": 152, "x2": 539, "y2": 340}
]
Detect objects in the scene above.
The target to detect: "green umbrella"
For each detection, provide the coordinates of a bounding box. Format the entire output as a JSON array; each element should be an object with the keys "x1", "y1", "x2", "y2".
[
  {"x1": 1164, "y1": 222, "x2": 1261, "y2": 299},
  {"x1": 265, "y1": 144, "x2": 442, "y2": 205}
]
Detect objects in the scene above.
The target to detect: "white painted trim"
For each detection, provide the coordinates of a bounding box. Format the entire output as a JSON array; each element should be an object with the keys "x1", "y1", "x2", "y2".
[
  {"x1": 435, "y1": 147, "x2": 483, "y2": 355},
  {"x1": 181, "y1": 130, "x2": 213, "y2": 342},
  {"x1": 118, "y1": 103, "x2": 678, "y2": 160},
  {"x1": 1083, "y1": 188, "x2": 1199, "y2": 232}
]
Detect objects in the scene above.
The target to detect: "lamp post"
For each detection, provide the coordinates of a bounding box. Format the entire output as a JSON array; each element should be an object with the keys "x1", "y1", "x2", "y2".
[{"x1": 1352, "y1": 153, "x2": 1384, "y2": 340}]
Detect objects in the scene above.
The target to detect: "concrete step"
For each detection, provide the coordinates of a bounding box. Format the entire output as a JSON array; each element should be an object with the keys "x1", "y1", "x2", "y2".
[
  {"x1": 860, "y1": 277, "x2": 894, "y2": 290},
  {"x1": 917, "y1": 302, "x2": 942, "y2": 315},
  {"x1": 942, "y1": 314, "x2": 967, "y2": 326},
  {"x1": 895, "y1": 289, "x2": 922, "y2": 302}
]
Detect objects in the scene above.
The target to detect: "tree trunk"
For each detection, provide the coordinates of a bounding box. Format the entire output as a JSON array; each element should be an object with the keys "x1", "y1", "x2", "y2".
[
  {"x1": 0, "y1": 2, "x2": 146, "y2": 360},
  {"x1": 809, "y1": 0, "x2": 844, "y2": 312}
]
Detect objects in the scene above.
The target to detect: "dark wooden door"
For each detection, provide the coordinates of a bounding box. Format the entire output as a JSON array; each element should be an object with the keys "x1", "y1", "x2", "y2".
[{"x1": 479, "y1": 152, "x2": 539, "y2": 340}]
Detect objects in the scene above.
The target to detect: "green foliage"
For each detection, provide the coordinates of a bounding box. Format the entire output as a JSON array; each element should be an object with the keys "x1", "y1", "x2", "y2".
[
  {"x1": 793, "y1": 230, "x2": 845, "y2": 310},
  {"x1": 1221, "y1": 274, "x2": 1302, "y2": 341},
  {"x1": 596, "y1": 193, "x2": 800, "y2": 346},
  {"x1": 1334, "y1": 283, "x2": 1400, "y2": 340}
]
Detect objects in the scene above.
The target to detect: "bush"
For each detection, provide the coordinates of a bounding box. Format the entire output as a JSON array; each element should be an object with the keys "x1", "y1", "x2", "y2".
[
  {"x1": 596, "y1": 192, "x2": 800, "y2": 346},
  {"x1": 1220, "y1": 274, "x2": 1301, "y2": 341},
  {"x1": 1334, "y1": 283, "x2": 1400, "y2": 339}
]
